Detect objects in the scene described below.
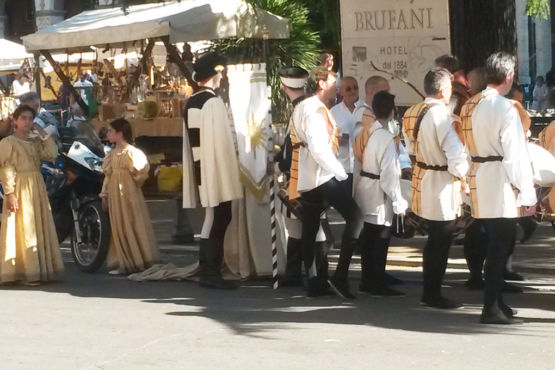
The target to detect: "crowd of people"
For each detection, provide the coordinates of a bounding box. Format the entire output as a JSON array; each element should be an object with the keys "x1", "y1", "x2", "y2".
[
  {"x1": 0, "y1": 50, "x2": 554, "y2": 326},
  {"x1": 272, "y1": 51, "x2": 549, "y2": 325}
]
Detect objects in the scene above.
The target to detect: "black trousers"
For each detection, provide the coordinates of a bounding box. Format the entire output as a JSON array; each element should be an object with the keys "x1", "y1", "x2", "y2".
[
  {"x1": 422, "y1": 219, "x2": 458, "y2": 300},
  {"x1": 284, "y1": 237, "x2": 330, "y2": 280},
  {"x1": 359, "y1": 222, "x2": 391, "y2": 289},
  {"x1": 300, "y1": 178, "x2": 363, "y2": 280},
  {"x1": 200, "y1": 201, "x2": 232, "y2": 277},
  {"x1": 482, "y1": 218, "x2": 517, "y2": 309},
  {"x1": 464, "y1": 218, "x2": 518, "y2": 279},
  {"x1": 463, "y1": 219, "x2": 488, "y2": 279}
]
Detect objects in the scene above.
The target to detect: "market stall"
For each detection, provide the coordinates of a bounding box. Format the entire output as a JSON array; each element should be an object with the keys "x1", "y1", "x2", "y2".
[{"x1": 22, "y1": 0, "x2": 289, "y2": 134}]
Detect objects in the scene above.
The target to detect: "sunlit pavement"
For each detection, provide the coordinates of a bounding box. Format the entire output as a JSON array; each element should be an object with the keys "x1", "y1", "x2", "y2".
[{"x1": 0, "y1": 199, "x2": 554, "y2": 369}]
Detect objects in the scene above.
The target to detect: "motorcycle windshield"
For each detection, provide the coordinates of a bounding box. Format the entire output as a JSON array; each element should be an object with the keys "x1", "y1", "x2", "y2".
[{"x1": 69, "y1": 120, "x2": 105, "y2": 158}]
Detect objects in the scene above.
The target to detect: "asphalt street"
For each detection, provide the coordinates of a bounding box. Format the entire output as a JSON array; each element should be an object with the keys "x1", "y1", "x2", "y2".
[{"x1": 1, "y1": 199, "x2": 555, "y2": 370}]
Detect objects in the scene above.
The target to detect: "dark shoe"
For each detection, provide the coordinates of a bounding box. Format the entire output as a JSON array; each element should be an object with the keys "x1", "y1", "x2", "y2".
[
  {"x1": 421, "y1": 296, "x2": 462, "y2": 309},
  {"x1": 504, "y1": 271, "x2": 525, "y2": 281},
  {"x1": 465, "y1": 276, "x2": 485, "y2": 290},
  {"x1": 499, "y1": 302, "x2": 518, "y2": 318},
  {"x1": 306, "y1": 277, "x2": 333, "y2": 297},
  {"x1": 502, "y1": 282, "x2": 523, "y2": 293},
  {"x1": 384, "y1": 272, "x2": 404, "y2": 286},
  {"x1": 199, "y1": 275, "x2": 238, "y2": 290},
  {"x1": 328, "y1": 277, "x2": 356, "y2": 299},
  {"x1": 480, "y1": 307, "x2": 523, "y2": 324},
  {"x1": 370, "y1": 286, "x2": 405, "y2": 297},
  {"x1": 279, "y1": 274, "x2": 303, "y2": 287}
]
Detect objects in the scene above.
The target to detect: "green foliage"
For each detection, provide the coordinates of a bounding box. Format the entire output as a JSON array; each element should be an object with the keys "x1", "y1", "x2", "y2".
[
  {"x1": 526, "y1": 0, "x2": 550, "y2": 19},
  {"x1": 213, "y1": 0, "x2": 321, "y2": 122},
  {"x1": 298, "y1": 0, "x2": 340, "y2": 54}
]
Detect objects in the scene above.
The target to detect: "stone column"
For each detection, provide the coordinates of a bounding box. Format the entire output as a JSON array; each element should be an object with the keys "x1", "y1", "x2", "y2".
[
  {"x1": 0, "y1": 0, "x2": 7, "y2": 38},
  {"x1": 535, "y1": 16, "x2": 553, "y2": 78},
  {"x1": 34, "y1": 0, "x2": 65, "y2": 30},
  {"x1": 515, "y1": 0, "x2": 531, "y2": 85}
]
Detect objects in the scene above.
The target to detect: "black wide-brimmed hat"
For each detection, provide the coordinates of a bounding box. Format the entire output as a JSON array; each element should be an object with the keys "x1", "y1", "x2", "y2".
[
  {"x1": 279, "y1": 66, "x2": 309, "y2": 89},
  {"x1": 192, "y1": 52, "x2": 226, "y2": 82}
]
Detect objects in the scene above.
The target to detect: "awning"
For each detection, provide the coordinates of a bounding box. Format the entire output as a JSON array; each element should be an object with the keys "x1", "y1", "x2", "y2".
[
  {"x1": 0, "y1": 39, "x2": 33, "y2": 73},
  {"x1": 22, "y1": 0, "x2": 290, "y2": 53}
]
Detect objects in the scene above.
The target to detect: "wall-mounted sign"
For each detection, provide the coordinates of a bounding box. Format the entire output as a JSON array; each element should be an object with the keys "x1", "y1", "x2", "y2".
[{"x1": 340, "y1": 0, "x2": 451, "y2": 105}]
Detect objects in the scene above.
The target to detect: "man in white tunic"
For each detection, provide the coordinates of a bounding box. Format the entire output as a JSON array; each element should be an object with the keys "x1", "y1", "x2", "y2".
[
  {"x1": 460, "y1": 52, "x2": 536, "y2": 324},
  {"x1": 353, "y1": 91, "x2": 408, "y2": 296},
  {"x1": 330, "y1": 76, "x2": 362, "y2": 192},
  {"x1": 291, "y1": 67, "x2": 362, "y2": 298},
  {"x1": 352, "y1": 76, "x2": 412, "y2": 179},
  {"x1": 277, "y1": 67, "x2": 330, "y2": 286},
  {"x1": 402, "y1": 68, "x2": 469, "y2": 309},
  {"x1": 182, "y1": 52, "x2": 243, "y2": 289}
]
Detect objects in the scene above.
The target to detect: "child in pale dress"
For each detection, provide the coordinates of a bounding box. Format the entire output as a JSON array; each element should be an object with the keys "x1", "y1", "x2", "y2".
[
  {"x1": 100, "y1": 118, "x2": 160, "y2": 274},
  {"x1": 0, "y1": 105, "x2": 64, "y2": 285}
]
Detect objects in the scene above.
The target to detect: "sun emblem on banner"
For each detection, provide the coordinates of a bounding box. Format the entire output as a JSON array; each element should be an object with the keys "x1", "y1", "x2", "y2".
[{"x1": 246, "y1": 111, "x2": 266, "y2": 155}]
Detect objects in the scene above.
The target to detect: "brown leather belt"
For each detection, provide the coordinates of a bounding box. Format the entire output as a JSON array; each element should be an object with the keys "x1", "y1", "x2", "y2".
[
  {"x1": 416, "y1": 162, "x2": 448, "y2": 171},
  {"x1": 360, "y1": 170, "x2": 380, "y2": 179},
  {"x1": 471, "y1": 155, "x2": 503, "y2": 163},
  {"x1": 291, "y1": 142, "x2": 306, "y2": 149}
]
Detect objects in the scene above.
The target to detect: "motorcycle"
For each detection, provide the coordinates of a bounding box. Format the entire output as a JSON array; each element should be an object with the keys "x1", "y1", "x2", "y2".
[{"x1": 50, "y1": 119, "x2": 111, "y2": 272}]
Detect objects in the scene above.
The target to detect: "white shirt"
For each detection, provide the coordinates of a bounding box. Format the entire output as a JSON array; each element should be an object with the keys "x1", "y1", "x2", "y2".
[
  {"x1": 354, "y1": 121, "x2": 408, "y2": 225},
  {"x1": 292, "y1": 95, "x2": 348, "y2": 192},
  {"x1": 468, "y1": 87, "x2": 537, "y2": 218},
  {"x1": 11, "y1": 80, "x2": 30, "y2": 96},
  {"x1": 532, "y1": 84, "x2": 548, "y2": 111},
  {"x1": 330, "y1": 98, "x2": 363, "y2": 173},
  {"x1": 74, "y1": 79, "x2": 94, "y2": 105},
  {"x1": 403, "y1": 97, "x2": 469, "y2": 221}
]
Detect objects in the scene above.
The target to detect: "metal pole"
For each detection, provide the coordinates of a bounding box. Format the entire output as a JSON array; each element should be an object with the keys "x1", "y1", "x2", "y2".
[
  {"x1": 34, "y1": 53, "x2": 41, "y2": 101},
  {"x1": 270, "y1": 168, "x2": 278, "y2": 290}
]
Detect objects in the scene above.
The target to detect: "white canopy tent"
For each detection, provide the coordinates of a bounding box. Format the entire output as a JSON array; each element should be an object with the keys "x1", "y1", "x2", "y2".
[
  {"x1": 22, "y1": 0, "x2": 290, "y2": 52},
  {"x1": 0, "y1": 39, "x2": 33, "y2": 73}
]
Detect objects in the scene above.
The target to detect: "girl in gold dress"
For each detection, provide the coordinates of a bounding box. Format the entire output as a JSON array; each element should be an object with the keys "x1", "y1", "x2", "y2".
[
  {"x1": 0, "y1": 105, "x2": 64, "y2": 285},
  {"x1": 101, "y1": 118, "x2": 160, "y2": 274}
]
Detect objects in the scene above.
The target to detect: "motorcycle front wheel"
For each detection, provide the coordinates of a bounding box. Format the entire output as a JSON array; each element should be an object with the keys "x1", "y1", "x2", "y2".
[{"x1": 71, "y1": 200, "x2": 110, "y2": 272}]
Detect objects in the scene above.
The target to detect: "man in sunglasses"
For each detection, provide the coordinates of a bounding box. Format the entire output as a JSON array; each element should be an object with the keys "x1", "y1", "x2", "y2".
[{"x1": 330, "y1": 77, "x2": 363, "y2": 194}]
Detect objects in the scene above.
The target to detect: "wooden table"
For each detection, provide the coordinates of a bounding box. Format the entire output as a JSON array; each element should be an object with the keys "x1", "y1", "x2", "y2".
[{"x1": 90, "y1": 117, "x2": 183, "y2": 137}]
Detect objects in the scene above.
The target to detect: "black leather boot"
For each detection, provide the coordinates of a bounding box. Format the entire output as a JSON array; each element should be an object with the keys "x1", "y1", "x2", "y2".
[
  {"x1": 480, "y1": 305, "x2": 522, "y2": 324},
  {"x1": 199, "y1": 238, "x2": 237, "y2": 290},
  {"x1": 315, "y1": 241, "x2": 330, "y2": 280},
  {"x1": 280, "y1": 238, "x2": 303, "y2": 287}
]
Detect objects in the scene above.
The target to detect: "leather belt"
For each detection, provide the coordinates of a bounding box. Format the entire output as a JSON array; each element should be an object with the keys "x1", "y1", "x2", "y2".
[
  {"x1": 291, "y1": 142, "x2": 306, "y2": 149},
  {"x1": 360, "y1": 170, "x2": 380, "y2": 179},
  {"x1": 416, "y1": 162, "x2": 448, "y2": 171},
  {"x1": 471, "y1": 155, "x2": 503, "y2": 163}
]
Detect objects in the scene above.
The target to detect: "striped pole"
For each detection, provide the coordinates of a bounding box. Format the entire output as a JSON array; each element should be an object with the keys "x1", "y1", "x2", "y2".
[{"x1": 270, "y1": 171, "x2": 279, "y2": 290}]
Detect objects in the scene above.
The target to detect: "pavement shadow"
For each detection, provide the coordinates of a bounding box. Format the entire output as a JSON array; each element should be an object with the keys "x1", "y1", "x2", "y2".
[{"x1": 3, "y1": 264, "x2": 555, "y2": 337}]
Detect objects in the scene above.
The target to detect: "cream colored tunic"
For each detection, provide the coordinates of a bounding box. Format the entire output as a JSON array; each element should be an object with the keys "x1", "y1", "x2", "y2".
[
  {"x1": 101, "y1": 145, "x2": 160, "y2": 273},
  {"x1": 468, "y1": 87, "x2": 536, "y2": 218},
  {"x1": 354, "y1": 121, "x2": 408, "y2": 226},
  {"x1": 403, "y1": 97, "x2": 469, "y2": 221},
  {"x1": 0, "y1": 135, "x2": 64, "y2": 283}
]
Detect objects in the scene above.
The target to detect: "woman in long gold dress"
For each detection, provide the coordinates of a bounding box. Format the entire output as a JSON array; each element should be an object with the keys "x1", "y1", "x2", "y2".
[
  {"x1": 0, "y1": 105, "x2": 64, "y2": 285},
  {"x1": 101, "y1": 118, "x2": 160, "y2": 274}
]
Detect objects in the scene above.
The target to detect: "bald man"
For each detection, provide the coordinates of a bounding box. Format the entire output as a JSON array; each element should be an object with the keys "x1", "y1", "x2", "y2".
[{"x1": 352, "y1": 76, "x2": 411, "y2": 180}]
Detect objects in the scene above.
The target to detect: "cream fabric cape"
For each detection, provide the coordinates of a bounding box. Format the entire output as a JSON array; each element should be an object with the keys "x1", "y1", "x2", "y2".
[{"x1": 182, "y1": 96, "x2": 243, "y2": 209}]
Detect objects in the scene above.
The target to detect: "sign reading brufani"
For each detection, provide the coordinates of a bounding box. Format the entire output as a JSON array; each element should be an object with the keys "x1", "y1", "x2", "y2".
[{"x1": 340, "y1": 0, "x2": 450, "y2": 106}]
